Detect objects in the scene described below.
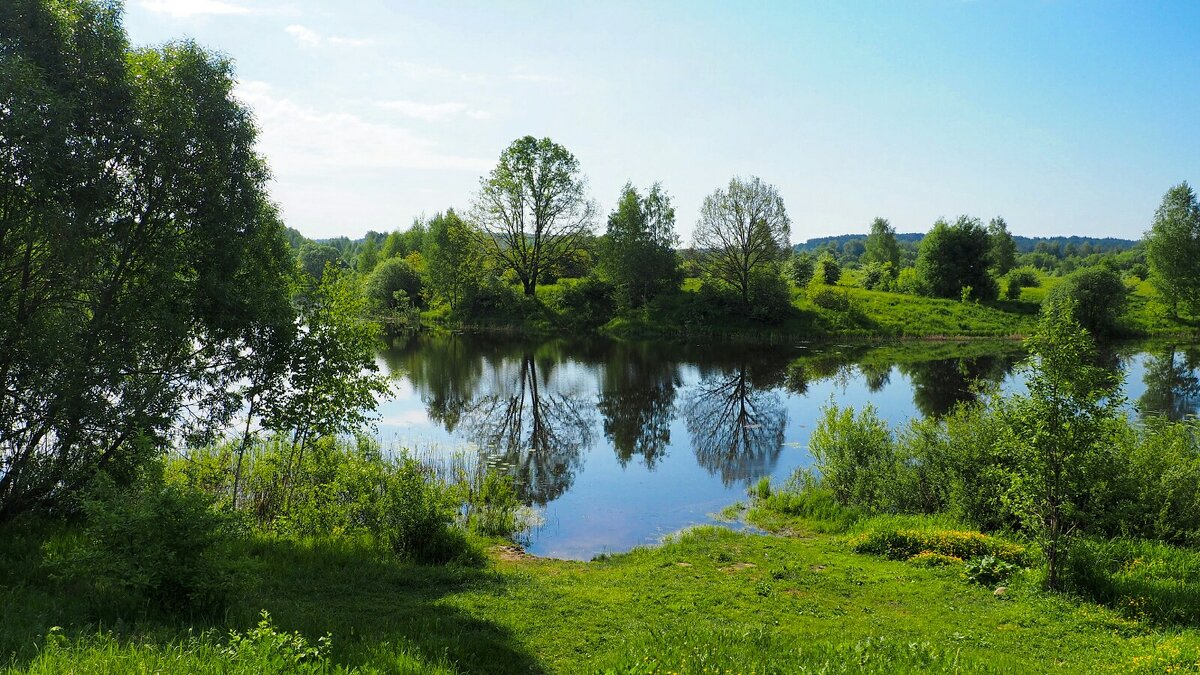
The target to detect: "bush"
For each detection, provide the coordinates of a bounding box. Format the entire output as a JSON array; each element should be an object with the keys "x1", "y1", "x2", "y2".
[
  {"x1": 555, "y1": 276, "x2": 616, "y2": 329},
  {"x1": 858, "y1": 261, "x2": 896, "y2": 291},
  {"x1": 1006, "y1": 267, "x2": 1040, "y2": 289},
  {"x1": 365, "y1": 257, "x2": 425, "y2": 316},
  {"x1": 962, "y1": 554, "x2": 1018, "y2": 586},
  {"x1": 786, "y1": 252, "x2": 816, "y2": 286},
  {"x1": 808, "y1": 285, "x2": 852, "y2": 311},
  {"x1": 808, "y1": 404, "x2": 903, "y2": 511},
  {"x1": 815, "y1": 252, "x2": 841, "y2": 285},
  {"x1": 896, "y1": 267, "x2": 928, "y2": 296},
  {"x1": 46, "y1": 466, "x2": 243, "y2": 614},
  {"x1": 381, "y1": 457, "x2": 475, "y2": 564},
  {"x1": 850, "y1": 527, "x2": 1028, "y2": 565},
  {"x1": 465, "y1": 470, "x2": 525, "y2": 538},
  {"x1": 747, "y1": 268, "x2": 792, "y2": 322},
  {"x1": 1045, "y1": 266, "x2": 1130, "y2": 335},
  {"x1": 1063, "y1": 537, "x2": 1200, "y2": 625}
]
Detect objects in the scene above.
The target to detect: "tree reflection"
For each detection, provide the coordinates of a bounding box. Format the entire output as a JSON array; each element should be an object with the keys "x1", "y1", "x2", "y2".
[
  {"x1": 683, "y1": 360, "x2": 788, "y2": 486},
  {"x1": 459, "y1": 353, "x2": 593, "y2": 504},
  {"x1": 1138, "y1": 347, "x2": 1200, "y2": 420},
  {"x1": 597, "y1": 344, "x2": 681, "y2": 468},
  {"x1": 901, "y1": 354, "x2": 1019, "y2": 417}
]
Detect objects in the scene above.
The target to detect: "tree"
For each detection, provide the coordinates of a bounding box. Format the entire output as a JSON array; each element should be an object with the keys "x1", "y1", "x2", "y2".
[
  {"x1": 863, "y1": 218, "x2": 900, "y2": 272},
  {"x1": 915, "y1": 216, "x2": 998, "y2": 301},
  {"x1": 0, "y1": 1, "x2": 305, "y2": 519},
  {"x1": 1001, "y1": 299, "x2": 1123, "y2": 589},
  {"x1": 299, "y1": 242, "x2": 343, "y2": 282},
  {"x1": 988, "y1": 217, "x2": 1018, "y2": 276},
  {"x1": 1145, "y1": 182, "x2": 1200, "y2": 318},
  {"x1": 426, "y1": 209, "x2": 484, "y2": 310},
  {"x1": 786, "y1": 252, "x2": 816, "y2": 286},
  {"x1": 693, "y1": 176, "x2": 791, "y2": 305},
  {"x1": 598, "y1": 182, "x2": 681, "y2": 308},
  {"x1": 365, "y1": 257, "x2": 425, "y2": 317},
  {"x1": 356, "y1": 237, "x2": 380, "y2": 275},
  {"x1": 1046, "y1": 266, "x2": 1129, "y2": 336},
  {"x1": 815, "y1": 252, "x2": 842, "y2": 285},
  {"x1": 472, "y1": 136, "x2": 597, "y2": 296}
]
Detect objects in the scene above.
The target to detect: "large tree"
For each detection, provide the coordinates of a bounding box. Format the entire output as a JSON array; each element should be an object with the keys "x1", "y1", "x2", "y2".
[
  {"x1": 426, "y1": 209, "x2": 484, "y2": 310},
  {"x1": 472, "y1": 136, "x2": 597, "y2": 296},
  {"x1": 693, "y1": 176, "x2": 791, "y2": 305},
  {"x1": 0, "y1": 0, "x2": 298, "y2": 518},
  {"x1": 987, "y1": 216, "x2": 1018, "y2": 276},
  {"x1": 915, "y1": 216, "x2": 998, "y2": 301},
  {"x1": 599, "y1": 182, "x2": 681, "y2": 308},
  {"x1": 1145, "y1": 182, "x2": 1200, "y2": 318},
  {"x1": 863, "y1": 217, "x2": 900, "y2": 272}
]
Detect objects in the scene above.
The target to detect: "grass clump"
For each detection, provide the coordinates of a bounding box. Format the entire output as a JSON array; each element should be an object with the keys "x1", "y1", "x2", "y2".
[
  {"x1": 907, "y1": 551, "x2": 964, "y2": 568},
  {"x1": 1063, "y1": 537, "x2": 1200, "y2": 626}
]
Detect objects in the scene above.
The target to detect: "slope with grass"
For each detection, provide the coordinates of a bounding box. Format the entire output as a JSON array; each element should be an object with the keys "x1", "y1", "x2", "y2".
[{"x1": 4, "y1": 517, "x2": 1200, "y2": 673}]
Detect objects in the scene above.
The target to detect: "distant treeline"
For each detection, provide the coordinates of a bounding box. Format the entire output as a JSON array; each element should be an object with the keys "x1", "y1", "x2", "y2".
[{"x1": 795, "y1": 233, "x2": 1138, "y2": 255}]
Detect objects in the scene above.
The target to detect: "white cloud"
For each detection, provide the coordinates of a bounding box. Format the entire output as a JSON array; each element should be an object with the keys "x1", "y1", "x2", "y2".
[
  {"x1": 284, "y1": 24, "x2": 321, "y2": 47},
  {"x1": 139, "y1": 0, "x2": 251, "y2": 18},
  {"x1": 284, "y1": 24, "x2": 372, "y2": 48},
  {"x1": 378, "y1": 100, "x2": 491, "y2": 122},
  {"x1": 393, "y1": 60, "x2": 486, "y2": 84},
  {"x1": 234, "y1": 81, "x2": 491, "y2": 173},
  {"x1": 510, "y1": 68, "x2": 562, "y2": 83}
]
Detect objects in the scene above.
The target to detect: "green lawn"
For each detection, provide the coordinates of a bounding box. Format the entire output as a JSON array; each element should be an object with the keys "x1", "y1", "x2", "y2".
[{"x1": 5, "y1": 519, "x2": 1199, "y2": 673}]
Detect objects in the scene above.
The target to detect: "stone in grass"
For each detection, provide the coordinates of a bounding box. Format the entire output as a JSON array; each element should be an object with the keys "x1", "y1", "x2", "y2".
[{"x1": 994, "y1": 586, "x2": 1008, "y2": 597}]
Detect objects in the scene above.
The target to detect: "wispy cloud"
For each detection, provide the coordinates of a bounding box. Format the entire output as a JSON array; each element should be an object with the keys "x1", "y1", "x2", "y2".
[
  {"x1": 139, "y1": 0, "x2": 251, "y2": 18},
  {"x1": 235, "y1": 81, "x2": 491, "y2": 172},
  {"x1": 284, "y1": 24, "x2": 374, "y2": 48},
  {"x1": 393, "y1": 60, "x2": 486, "y2": 84},
  {"x1": 378, "y1": 100, "x2": 491, "y2": 122},
  {"x1": 510, "y1": 67, "x2": 562, "y2": 84}
]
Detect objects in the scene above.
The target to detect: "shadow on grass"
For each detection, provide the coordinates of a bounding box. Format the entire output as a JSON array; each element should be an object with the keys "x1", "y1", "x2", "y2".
[{"x1": 0, "y1": 521, "x2": 544, "y2": 674}]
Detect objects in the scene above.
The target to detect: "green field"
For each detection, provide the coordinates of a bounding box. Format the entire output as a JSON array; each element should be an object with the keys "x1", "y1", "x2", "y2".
[{"x1": 5, "y1": 514, "x2": 1199, "y2": 674}]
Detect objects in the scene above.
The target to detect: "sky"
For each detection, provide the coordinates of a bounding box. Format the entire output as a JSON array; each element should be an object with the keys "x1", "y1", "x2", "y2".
[{"x1": 123, "y1": 0, "x2": 1200, "y2": 243}]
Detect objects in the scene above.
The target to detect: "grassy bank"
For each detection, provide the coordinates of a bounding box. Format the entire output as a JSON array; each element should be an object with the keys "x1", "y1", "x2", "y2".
[
  {"x1": 424, "y1": 273, "x2": 1198, "y2": 343},
  {"x1": 4, "y1": 516, "x2": 1200, "y2": 673}
]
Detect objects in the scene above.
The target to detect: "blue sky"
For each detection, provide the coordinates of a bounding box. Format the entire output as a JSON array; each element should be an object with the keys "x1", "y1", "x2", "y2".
[{"x1": 124, "y1": 1, "x2": 1200, "y2": 242}]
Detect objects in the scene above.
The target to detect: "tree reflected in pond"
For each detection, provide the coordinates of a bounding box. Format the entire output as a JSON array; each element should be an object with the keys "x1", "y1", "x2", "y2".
[
  {"x1": 1139, "y1": 346, "x2": 1200, "y2": 420},
  {"x1": 597, "y1": 344, "x2": 680, "y2": 469},
  {"x1": 901, "y1": 354, "x2": 1019, "y2": 417},
  {"x1": 682, "y1": 360, "x2": 788, "y2": 486},
  {"x1": 458, "y1": 353, "x2": 593, "y2": 504}
]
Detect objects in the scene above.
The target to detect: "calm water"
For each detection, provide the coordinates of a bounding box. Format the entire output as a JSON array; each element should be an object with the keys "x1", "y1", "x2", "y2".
[{"x1": 373, "y1": 335, "x2": 1200, "y2": 559}]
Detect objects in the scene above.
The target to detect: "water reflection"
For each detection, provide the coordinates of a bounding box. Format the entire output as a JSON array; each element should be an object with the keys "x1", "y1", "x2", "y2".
[
  {"x1": 597, "y1": 343, "x2": 680, "y2": 469},
  {"x1": 1139, "y1": 346, "x2": 1200, "y2": 420},
  {"x1": 683, "y1": 356, "x2": 789, "y2": 486},
  {"x1": 375, "y1": 334, "x2": 1197, "y2": 557}
]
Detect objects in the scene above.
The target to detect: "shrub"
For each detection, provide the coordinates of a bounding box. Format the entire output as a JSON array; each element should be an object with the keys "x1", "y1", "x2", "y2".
[
  {"x1": 808, "y1": 404, "x2": 903, "y2": 511},
  {"x1": 962, "y1": 554, "x2": 1018, "y2": 586},
  {"x1": 747, "y1": 268, "x2": 792, "y2": 322},
  {"x1": 465, "y1": 470, "x2": 526, "y2": 538},
  {"x1": 1045, "y1": 266, "x2": 1130, "y2": 335},
  {"x1": 1006, "y1": 266, "x2": 1040, "y2": 289},
  {"x1": 46, "y1": 466, "x2": 244, "y2": 614},
  {"x1": 786, "y1": 252, "x2": 816, "y2": 286},
  {"x1": 224, "y1": 611, "x2": 333, "y2": 671},
  {"x1": 850, "y1": 527, "x2": 1027, "y2": 565},
  {"x1": 808, "y1": 285, "x2": 852, "y2": 311},
  {"x1": 365, "y1": 257, "x2": 425, "y2": 315},
  {"x1": 859, "y1": 261, "x2": 895, "y2": 291},
  {"x1": 555, "y1": 276, "x2": 616, "y2": 329},
  {"x1": 896, "y1": 267, "x2": 928, "y2": 296},
  {"x1": 815, "y1": 252, "x2": 841, "y2": 285}
]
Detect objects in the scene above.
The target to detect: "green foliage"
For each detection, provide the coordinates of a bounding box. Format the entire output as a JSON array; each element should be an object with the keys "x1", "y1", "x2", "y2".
[
  {"x1": 815, "y1": 251, "x2": 842, "y2": 285},
  {"x1": 472, "y1": 136, "x2": 597, "y2": 297},
  {"x1": 380, "y1": 457, "x2": 476, "y2": 565},
  {"x1": 599, "y1": 183, "x2": 681, "y2": 308},
  {"x1": 364, "y1": 256, "x2": 425, "y2": 316},
  {"x1": 896, "y1": 266, "x2": 929, "y2": 296},
  {"x1": 807, "y1": 285, "x2": 852, "y2": 311},
  {"x1": 555, "y1": 276, "x2": 616, "y2": 329},
  {"x1": 863, "y1": 217, "x2": 901, "y2": 270},
  {"x1": 298, "y1": 242, "x2": 343, "y2": 282},
  {"x1": 1063, "y1": 537, "x2": 1200, "y2": 626},
  {"x1": 425, "y1": 209, "x2": 483, "y2": 311},
  {"x1": 1145, "y1": 181, "x2": 1200, "y2": 318},
  {"x1": 987, "y1": 217, "x2": 1018, "y2": 276},
  {"x1": 44, "y1": 467, "x2": 243, "y2": 614},
  {"x1": 785, "y1": 251, "x2": 817, "y2": 286},
  {"x1": 858, "y1": 261, "x2": 896, "y2": 291},
  {"x1": 1001, "y1": 299, "x2": 1124, "y2": 588},
  {"x1": 0, "y1": 1, "x2": 296, "y2": 519},
  {"x1": 1045, "y1": 265, "x2": 1130, "y2": 336},
  {"x1": 962, "y1": 554, "x2": 1018, "y2": 586},
  {"x1": 916, "y1": 216, "x2": 999, "y2": 301},
  {"x1": 694, "y1": 175, "x2": 791, "y2": 305},
  {"x1": 906, "y1": 551, "x2": 963, "y2": 568},
  {"x1": 223, "y1": 611, "x2": 334, "y2": 672},
  {"x1": 464, "y1": 470, "x2": 525, "y2": 538},
  {"x1": 850, "y1": 527, "x2": 1027, "y2": 565},
  {"x1": 808, "y1": 404, "x2": 902, "y2": 511}
]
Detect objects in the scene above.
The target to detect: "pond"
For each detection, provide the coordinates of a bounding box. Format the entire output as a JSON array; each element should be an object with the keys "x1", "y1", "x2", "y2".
[{"x1": 373, "y1": 335, "x2": 1200, "y2": 559}]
